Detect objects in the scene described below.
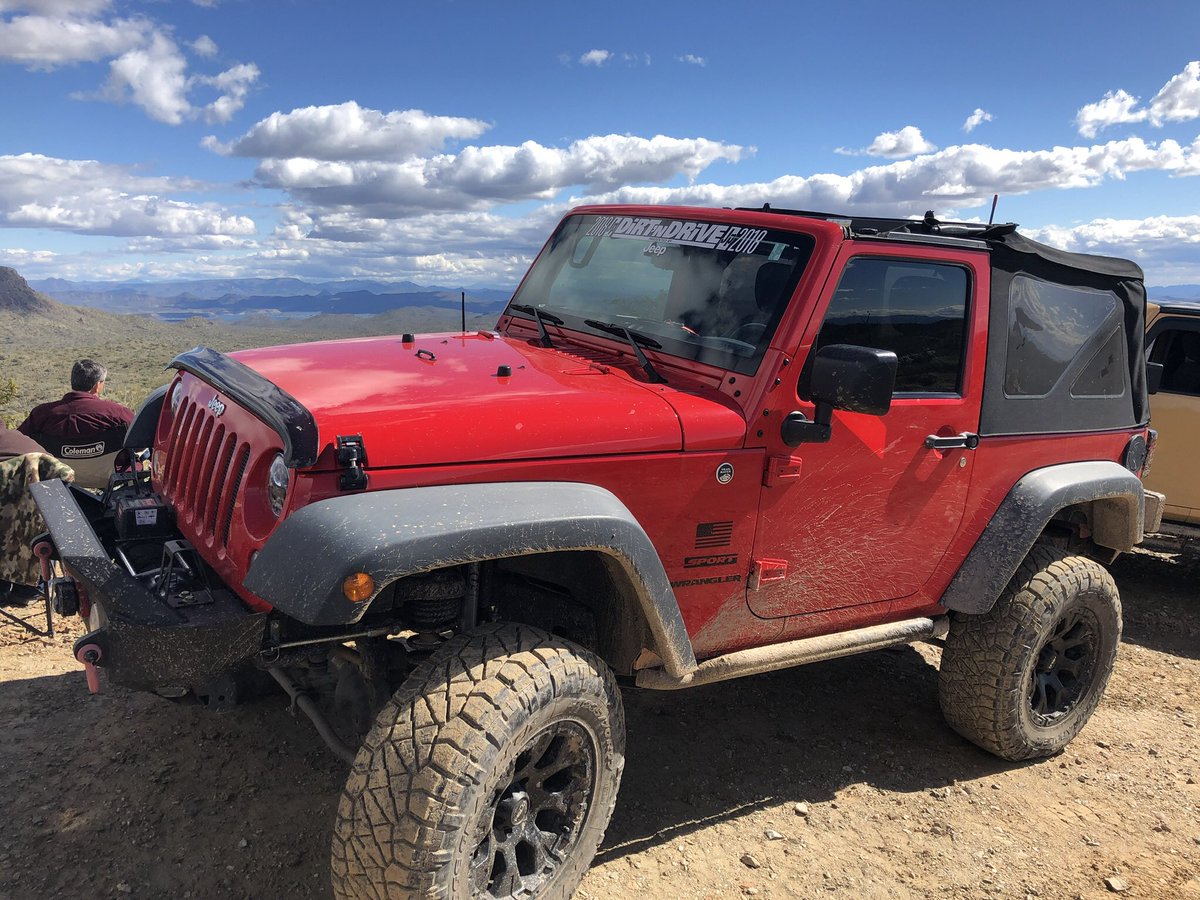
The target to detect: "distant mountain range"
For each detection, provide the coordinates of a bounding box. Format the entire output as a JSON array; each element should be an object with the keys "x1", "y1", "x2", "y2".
[
  {"x1": 1151, "y1": 284, "x2": 1200, "y2": 301},
  {"x1": 24, "y1": 274, "x2": 1200, "y2": 322},
  {"x1": 28, "y1": 276, "x2": 514, "y2": 322}
]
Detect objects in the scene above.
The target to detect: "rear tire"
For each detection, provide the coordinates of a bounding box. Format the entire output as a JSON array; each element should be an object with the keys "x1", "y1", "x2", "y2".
[
  {"x1": 938, "y1": 543, "x2": 1121, "y2": 761},
  {"x1": 331, "y1": 622, "x2": 625, "y2": 900}
]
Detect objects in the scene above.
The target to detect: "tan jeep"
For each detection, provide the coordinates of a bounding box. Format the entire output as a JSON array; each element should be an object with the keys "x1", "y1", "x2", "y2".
[{"x1": 1143, "y1": 299, "x2": 1200, "y2": 552}]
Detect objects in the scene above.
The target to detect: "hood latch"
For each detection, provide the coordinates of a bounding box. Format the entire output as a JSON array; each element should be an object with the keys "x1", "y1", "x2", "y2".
[{"x1": 335, "y1": 434, "x2": 369, "y2": 491}]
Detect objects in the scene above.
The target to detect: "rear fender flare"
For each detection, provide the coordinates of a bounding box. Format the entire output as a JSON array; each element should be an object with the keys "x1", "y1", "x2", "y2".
[
  {"x1": 244, "y1": 481, "x2": 697, "y2": 678},
  {"x1": 941, "y1": 460, "x2": 1144, "y2": 615}
]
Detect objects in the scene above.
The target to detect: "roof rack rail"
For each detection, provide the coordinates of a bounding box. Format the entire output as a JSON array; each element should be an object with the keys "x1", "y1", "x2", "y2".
[{"x1": 736, "y1": 204, "x2": 1019, "y2": 241}]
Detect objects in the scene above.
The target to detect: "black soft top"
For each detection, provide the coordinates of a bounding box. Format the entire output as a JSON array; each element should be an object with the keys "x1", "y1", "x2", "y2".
[{"x1": 984, "y1": 231, "x2": 1147, "y2": 435}]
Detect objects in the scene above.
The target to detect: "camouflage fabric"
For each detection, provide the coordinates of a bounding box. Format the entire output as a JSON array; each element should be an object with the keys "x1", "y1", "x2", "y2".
[{"x1": 0, "y1": 452, "x2": 74, "y2": 587}]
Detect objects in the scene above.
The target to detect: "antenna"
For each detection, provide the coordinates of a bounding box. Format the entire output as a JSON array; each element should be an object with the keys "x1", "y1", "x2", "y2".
[
  {"x1": 988, "y1": 194, "x2": 999, "y2": 227},
  {"x1": 461, "y1": 290, "x2": 466, "y2": 332}
]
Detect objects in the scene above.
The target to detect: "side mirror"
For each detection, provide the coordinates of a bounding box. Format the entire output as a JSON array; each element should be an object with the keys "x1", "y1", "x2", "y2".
[
  {"x1": 1146, "y1": 361, "x2": 1163, "y2": 395},
  {"x1": 782, "y1": 344, "x2": 898, "y2": 446}
]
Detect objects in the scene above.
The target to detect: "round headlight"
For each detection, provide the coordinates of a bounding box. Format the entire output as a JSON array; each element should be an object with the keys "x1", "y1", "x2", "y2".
[
  {"x1": 169, "y1": 379, "x2": 184, "y2": 415},
  {"x1": 267, "y1": 454, "x2": 290, "y2": 517}
]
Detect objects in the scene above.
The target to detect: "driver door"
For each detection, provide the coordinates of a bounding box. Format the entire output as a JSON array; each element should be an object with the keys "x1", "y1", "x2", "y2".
[{"x1": 749, "y1": 246, "x2": 986, "y2": 617}]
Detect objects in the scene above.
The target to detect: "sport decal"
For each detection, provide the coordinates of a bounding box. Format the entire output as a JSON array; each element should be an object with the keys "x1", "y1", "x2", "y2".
[
  {"x1": 694, "y1": 521, "x2": 733, "y2": 549},
  {"x1": 587, "y1": 216, "x2": 768, "y2": 255},
  {"x1": 684, "y1": 553, "x2": 738, "y2": 569}
]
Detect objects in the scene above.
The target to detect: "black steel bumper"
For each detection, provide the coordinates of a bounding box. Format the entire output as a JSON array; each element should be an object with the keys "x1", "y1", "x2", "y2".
[{"x1": 29, "y1": 479, "x2": 266, "y2": 692}]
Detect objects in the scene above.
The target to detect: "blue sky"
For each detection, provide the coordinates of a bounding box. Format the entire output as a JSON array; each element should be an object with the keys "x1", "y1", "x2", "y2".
[{"x1": 0, "y1": 0, "x2": 1198, "y2": 287}]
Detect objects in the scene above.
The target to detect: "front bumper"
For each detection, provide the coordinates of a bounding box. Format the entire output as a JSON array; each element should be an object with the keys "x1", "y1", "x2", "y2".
[{"x1": 30, "y1": 479, "x2": 266, "y2": 692}]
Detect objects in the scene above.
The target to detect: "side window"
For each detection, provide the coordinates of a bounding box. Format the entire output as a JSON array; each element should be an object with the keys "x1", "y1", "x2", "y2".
[
  {"x1": 815, "y1": 257, "x2": 969, "y2": 393},
  {"x1": 1149, "y1": 326, "x2": 1200, "y2": 396},
  {"x1": 1004, "y1": 276, "x2": 1121, "y2": 398}
]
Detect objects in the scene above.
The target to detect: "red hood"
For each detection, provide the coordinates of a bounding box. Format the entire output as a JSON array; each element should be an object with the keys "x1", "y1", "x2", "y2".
[{"x1": 229, "y1": 332, "x2": 744, "y2": 469}]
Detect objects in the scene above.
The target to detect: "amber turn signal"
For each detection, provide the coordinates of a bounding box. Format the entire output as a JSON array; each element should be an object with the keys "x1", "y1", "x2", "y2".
[{"x1": 342, "y1": 572, "x2": 375, "y2": 602}]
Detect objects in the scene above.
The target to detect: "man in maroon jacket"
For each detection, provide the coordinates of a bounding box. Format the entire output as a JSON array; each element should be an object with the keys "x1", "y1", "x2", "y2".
[{"x1": 18, "y1": 359, "x2": 132, "y2": 487}]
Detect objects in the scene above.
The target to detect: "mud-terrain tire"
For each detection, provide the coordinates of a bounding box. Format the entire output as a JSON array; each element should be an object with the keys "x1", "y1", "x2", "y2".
[
  {"x1": 938, "y1": 543, "x2": 1121, "y2": 761},
  {"x1": 331, "y1": 623, "x2": 625, "y2": 900}
]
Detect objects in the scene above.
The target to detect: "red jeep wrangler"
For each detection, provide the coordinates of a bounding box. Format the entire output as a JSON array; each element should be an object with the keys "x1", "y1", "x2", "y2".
[{"x1": 31, "y1": 205, "x2": 1162, "y2": 899}]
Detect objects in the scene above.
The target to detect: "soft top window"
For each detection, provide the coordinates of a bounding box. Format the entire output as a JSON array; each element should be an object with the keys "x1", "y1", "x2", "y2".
[{"x1": 1004, "y1": 276, "x2": 1121, "y2": 398}]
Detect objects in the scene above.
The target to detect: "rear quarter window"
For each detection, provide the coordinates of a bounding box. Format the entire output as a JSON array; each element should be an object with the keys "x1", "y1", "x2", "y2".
[{"x1": 1005, "y1": 276, "x2": 1122, "y2": 398}]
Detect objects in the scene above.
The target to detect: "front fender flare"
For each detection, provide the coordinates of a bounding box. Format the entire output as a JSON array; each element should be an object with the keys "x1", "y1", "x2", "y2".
[
  {"x1": 244, "y1": 482, "x2": 697, "y2": 678},
  {"x1": 941, "y1": 460, "x2": 1144, "y2": 615}
]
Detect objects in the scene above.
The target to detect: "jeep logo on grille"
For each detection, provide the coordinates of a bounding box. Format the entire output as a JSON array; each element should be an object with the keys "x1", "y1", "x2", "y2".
[{"x1": 207, "y1": 396, "x2": 226, "y2": 417}]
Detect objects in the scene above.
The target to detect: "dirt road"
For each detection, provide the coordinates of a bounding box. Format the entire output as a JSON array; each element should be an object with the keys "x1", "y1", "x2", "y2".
[{"x1": 1, "y1": 549, "x2": 1196, "y2": 900}]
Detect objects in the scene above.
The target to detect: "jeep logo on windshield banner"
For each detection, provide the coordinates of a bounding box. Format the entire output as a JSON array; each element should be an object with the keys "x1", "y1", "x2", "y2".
[{"x1": 207, "y1": 395, "x2": 226, "y2": 417}]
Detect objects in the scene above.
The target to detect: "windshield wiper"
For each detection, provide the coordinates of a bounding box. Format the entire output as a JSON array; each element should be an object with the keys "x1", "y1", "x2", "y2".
[
  {"x1": 508, "y1": 303, "x2": 564, "y2": 348},
  {"x1": 583, "y1": 319, "x2": 667, "y2": 384}
]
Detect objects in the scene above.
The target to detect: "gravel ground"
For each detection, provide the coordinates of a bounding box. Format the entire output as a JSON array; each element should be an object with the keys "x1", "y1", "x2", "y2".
[{"x1": 0, "y1": 548, "x2": 1196, "y2": 900}]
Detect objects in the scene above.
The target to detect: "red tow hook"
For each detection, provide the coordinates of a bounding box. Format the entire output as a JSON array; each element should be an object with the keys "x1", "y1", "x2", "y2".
[
  {"x1": 76, "y1": 643, "x2": 103, "y2": 694},
  {"x1": 33, "y1": 540, "x2": 54, "y2": 590}
]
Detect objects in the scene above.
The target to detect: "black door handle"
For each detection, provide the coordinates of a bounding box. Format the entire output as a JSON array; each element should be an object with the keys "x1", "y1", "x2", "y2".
[{"x1": 925, "y1": 432, "x2": 979, "y2": 451}]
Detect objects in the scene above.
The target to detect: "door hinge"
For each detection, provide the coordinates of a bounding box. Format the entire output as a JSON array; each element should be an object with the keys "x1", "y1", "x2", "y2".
[
  {"x1": 763, "y1": 455, "x2": 803, "y2": 487},
  {"x1": 749, "y1": 558, "x2": 788, "y2": 591}
]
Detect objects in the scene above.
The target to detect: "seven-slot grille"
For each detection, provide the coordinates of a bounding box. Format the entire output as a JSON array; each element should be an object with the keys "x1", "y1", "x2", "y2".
[{"x1": 161, "y1": 394, "x2": 251, "y2": 549}]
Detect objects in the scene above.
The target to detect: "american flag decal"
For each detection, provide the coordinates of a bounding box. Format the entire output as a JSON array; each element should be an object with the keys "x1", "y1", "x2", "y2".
[{"x1": 694, "y1": 521, "x2": 733, "y2": 548}]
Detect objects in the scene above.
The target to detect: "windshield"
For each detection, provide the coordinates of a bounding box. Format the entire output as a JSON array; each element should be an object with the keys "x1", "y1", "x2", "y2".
[{"x1": 508, "y1": 213, "x2": 815, "y2": 374}]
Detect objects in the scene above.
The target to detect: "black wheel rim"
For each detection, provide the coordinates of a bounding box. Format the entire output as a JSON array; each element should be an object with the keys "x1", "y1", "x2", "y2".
[
  {"x1": 1028, "y1": 607, "x2": 1098, "y2": 727},
  {"x1": 469, "y1": 721, "x2": 596, "y2": 898}
]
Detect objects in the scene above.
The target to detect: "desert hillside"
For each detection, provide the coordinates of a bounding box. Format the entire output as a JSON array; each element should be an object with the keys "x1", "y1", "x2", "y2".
[{"x1": 0, "y1": 266, "x2": 493, "y2": 428}]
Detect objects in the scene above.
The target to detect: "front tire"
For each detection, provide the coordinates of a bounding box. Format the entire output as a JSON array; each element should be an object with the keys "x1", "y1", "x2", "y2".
[
  {"x1": 331, "y1": 623, "x2": 625, "y2": 900},
  {"x1": 938, "y1": 543, "x2": 1122, "y2": 761}
]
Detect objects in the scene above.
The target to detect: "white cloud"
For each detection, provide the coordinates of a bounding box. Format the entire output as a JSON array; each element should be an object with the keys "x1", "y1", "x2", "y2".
[
  {"x1": 191, "y1": 34, "x2": 217, "y2": 57},
  {"x1": 1076, "y1": 61, "x2": 1200, "y2": 137},
  {"x1": 1075, "y1": 89, "x2": 1145, "y2": 138},
  {"x1": 94, "y1": 33, "x2": 258, "y2": 124},
  {"x1": 101, "y1": 30, "x2": 190, "y2": 123},
  {"x1": 579, "y1": 136, "x2": 1199, "y2": 215},
  {"x1": 579, "y1": 49, "x2": 610, "y2": 67},
  {"x1": 205, "y1": 102, "x2": 490, "y2": 161},
  {"x1": 251, "y1": 133, "x2": 748, "y2": 214},
  {"x1": 1028, "y1": 214, "x2": 1200, "y2": 285},
  {"x1": 677, "y1": 54, "x2": 706, "y2": 66},
  {"x1": 0, "y1": 11, "x2": 148, "y2": 68},
  {"x1": 0, "y1": 1, "x2": 112, "y2": 15},
  {"x1": 963, "y1": 108, "x2": 993, "y2": 133},
  {"x1": 1147, "y1": 60, "x2": 1200, "y2": 125},
  {"x1": 0, "y1": 152, "x2": 255, "y2": 238},
  {"x1": 839, "y1": 126, "x2": 937, "y2": 159},
  {"x1": 195, "y1": 61, "x2": 259, "y2": 123},
  {"x1": 0, "y1": 3, "x2": 259, "y2": 123},
  {"x1": 0, "y1": 246, "x2": 58, "y2": 267}
]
